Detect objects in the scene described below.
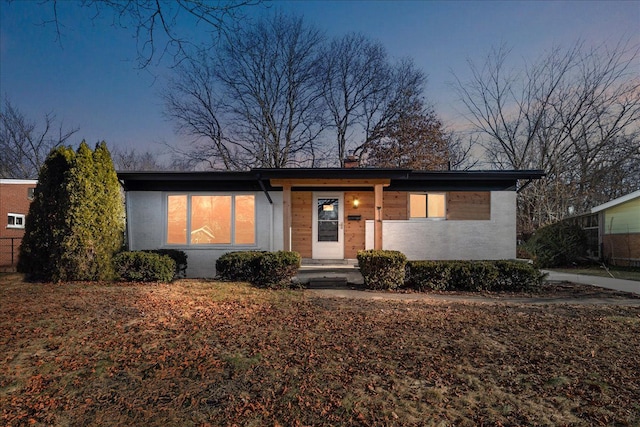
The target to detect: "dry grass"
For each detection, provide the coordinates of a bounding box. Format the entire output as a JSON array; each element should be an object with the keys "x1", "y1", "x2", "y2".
[{"x1": 1, "y1": 273, "x2": 639, "y2": 426}]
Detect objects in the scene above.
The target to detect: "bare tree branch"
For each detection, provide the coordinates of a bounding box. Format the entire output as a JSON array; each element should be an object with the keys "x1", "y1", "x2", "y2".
[
  {"x1": 0, "y1": 98, "x2": 79, "y2": 179},
  {"x1": 453, "y1": 39, "x2": 640, "y2": 235},
  {"x1": 40, "y1": 0, "x2": 263, "y2": 68}
]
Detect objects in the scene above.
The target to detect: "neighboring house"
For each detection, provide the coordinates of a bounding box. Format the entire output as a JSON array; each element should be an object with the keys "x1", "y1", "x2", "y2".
[
  {"x1": 591, "y1": 190, "x2": 640, "y2": 267},
  {"x1": 0, "y1": 179, "x2": 37, "y2": 270},
  {"x1": 119, "y1": 168, "x2": 544, "y2": 277}
]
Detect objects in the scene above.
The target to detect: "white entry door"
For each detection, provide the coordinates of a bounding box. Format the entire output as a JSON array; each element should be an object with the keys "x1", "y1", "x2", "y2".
[{"x1": 312, "y1": 192, "x2": 344, "y2": 259}]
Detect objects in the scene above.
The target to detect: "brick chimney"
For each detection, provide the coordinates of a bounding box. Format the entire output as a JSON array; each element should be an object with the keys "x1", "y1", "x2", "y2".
[{"x1": 344, "y1": 154, "x2": 359, "y2": 168}]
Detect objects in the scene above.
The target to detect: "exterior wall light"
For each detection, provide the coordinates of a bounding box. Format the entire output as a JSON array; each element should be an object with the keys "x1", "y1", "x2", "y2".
[{"x1": 353, "y1": 197, "x2": 360, "y2": 208}]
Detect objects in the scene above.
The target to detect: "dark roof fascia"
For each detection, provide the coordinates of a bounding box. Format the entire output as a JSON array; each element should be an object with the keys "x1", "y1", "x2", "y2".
[
  {"x1": 117, "y1": 169, "x2": 545, "y2": 192},
  {"x1": 390, "y1": 170, "x2": 546, "y2": 191},
  {"x1": 253, "y1": 168, "x2": 412, "y2": 180},
  {"x1": 117, "y1": 171, "x2": 263, "y2": 192}
]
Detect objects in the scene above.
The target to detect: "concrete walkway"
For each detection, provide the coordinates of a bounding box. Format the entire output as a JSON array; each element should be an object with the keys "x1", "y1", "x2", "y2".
[
  {"x1": 543, "y1": 270, "x2": 640, "y2": 295},
  {"x1": 305, "y1": 287, "x2": 640, "y2": 306},
  {"x1": 298, "y1": 265, "x2": 640, "y2": 305}
]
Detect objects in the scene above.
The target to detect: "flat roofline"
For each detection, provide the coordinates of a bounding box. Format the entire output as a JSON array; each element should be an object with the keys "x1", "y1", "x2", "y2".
[
  {"x1": 0, "y1": 179, "x2": 38, "y2": 185},
  {"x1": 118, "y1": 168, "x2": 545, "y2": 181}
]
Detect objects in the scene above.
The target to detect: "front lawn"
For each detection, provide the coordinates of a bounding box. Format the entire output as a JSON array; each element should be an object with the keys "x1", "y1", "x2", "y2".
[{"x1": 1, "y1": 274, "x2": 639, "y2": 426}]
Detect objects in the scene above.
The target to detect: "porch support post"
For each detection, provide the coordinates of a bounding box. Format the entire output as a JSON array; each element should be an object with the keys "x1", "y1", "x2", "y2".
[
  {"x1": 374, "y1": 183, "x2": 383, "y2": 250},
  {"x1": 283, "y1": 184, "x2": 292, "y2": 251}
]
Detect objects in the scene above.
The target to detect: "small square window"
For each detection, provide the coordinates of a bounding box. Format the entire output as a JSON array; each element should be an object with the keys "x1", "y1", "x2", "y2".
[
  {"x1": 7, "y1": 213, "x2": 26, "y2": 229},
  {"x1": 410, "y1": 193, "x2": 446, "y2": 219},
  {"x1": 27, "y1": 188, "x2": 35, "y2": 200}
]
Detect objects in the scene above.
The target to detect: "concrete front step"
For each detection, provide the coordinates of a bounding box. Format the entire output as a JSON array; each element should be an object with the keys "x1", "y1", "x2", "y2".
[
  {"x1": 295, "y1": 261, "x2": 363, "y2": 285},
  {"x1": 301, "y1": 258, "x2": 358, "y2": 266}
]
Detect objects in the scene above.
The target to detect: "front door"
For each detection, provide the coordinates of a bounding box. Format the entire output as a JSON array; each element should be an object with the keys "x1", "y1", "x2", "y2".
[{"x1": 312, "y1": 192, "x2": 344, "y2": 259}]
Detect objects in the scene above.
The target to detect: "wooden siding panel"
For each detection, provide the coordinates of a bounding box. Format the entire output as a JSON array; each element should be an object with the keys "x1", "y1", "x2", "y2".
[
  {"x1": 384, "y1": 191, "x2": 408, "y2": 220},
  {"x1": 344, "y1": 191, "x2": 375, "y2": 259},
  {"x1": 291, "y1": 191, "x2": 312, "y2": 258},
  {"x1": 447, "y1": 191, "x2": 491, "y2": 220}
]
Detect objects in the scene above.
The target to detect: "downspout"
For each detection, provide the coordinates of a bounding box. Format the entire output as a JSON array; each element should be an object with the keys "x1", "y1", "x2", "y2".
[{"x1": 516, "y1": 179, "x2": 534, "y2": 193}]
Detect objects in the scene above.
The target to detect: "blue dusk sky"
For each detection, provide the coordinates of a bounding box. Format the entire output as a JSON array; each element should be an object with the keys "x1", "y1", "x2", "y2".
[{"x1": 1, "y1": 0, "x2": 638, "y2": 158}]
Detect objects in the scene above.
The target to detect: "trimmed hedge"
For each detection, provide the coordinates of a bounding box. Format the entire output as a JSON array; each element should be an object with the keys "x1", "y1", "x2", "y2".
[
  {"x1": 403, "y1": 260, "x2": 451, "y2": 291},
  {"x1": 144, "y1": 249, "x2": 188, "y2": 278},
  {"x1": 114, "y1": 251, "x2": 176, "y2": 283},
  {"x1": 216, "y1": 251, "x2": 266, "y2": 282},
  {"x1": 253, "y1": 251, "x2": 302, "y2": 289},
  {"x1": 405, "y1": 260, "x2": 546, "y2": 292},
  {"x1": 357, "y1": 250, "x2": 407, "y2": 290},
  {"x1": 216, "y1": 251, "x2": 301, "y2": 288}
]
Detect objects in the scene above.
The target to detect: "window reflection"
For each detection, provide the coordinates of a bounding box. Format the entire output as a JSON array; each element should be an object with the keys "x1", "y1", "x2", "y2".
[
  {"x1": 166, "y1": 194, "x2": 255, "y2": 245},
  {"x1": 167, "y1": 195, "x2": 187, "y2": 244},
  {"x1": 235, "y1": 195, "x2": 255, "y2": 245}
]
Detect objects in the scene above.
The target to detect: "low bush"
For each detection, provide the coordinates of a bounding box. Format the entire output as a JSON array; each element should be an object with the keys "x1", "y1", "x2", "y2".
[
  {"x1": 525, "y1": 222, "x2": 588, "y2": 268},
  {"x1": 494, "y1": 260, "x2": 546, "y2": 292},
  {"x1": 405, "y1": 261, "x2": 451, "y2": 291},
  {"x1": 114, "y1": 251, "x2": 176, "y2": 283},
  {"x1": 216, "y1": 251, "x2": 266, "y2": 282},
  {"x1": 406, "y1": 260, "x2": 545, "y2": 292},
  {"x1": 252, "y1": 251, "x2": 302, "y2": 289},
  {"x1": 216, "y1": 250, "x2": 301, "y2": 288},
  {"x1": 144, "y1": 249, "x2": 188, "y2": 278},
  {"x1": 357, "y1": 250, "x2": 407, "y2": 290},
  {"x1": 448, "y1": 261, "x2": 500, "y2": 292}
]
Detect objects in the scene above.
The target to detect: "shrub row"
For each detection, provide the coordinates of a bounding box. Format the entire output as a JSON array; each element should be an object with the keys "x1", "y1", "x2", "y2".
[
  {"x1": 357, "y1": 250, "x2": 407, "y2": 290},
  {"x1": 357, "y1": 250, "x2": 545, "y2": 292},
  {"x1": 114, "y1": 251, "x2": 176, "y2": 283},
  {"x1": 216, "y1": 251, "x2": 301, "y2": 288},
  {"x1": 406, "y1": 260, "x2": 546, "y2": 292}
]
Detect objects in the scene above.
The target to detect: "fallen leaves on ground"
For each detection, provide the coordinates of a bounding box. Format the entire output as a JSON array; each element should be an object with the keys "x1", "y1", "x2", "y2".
[{"x1": 1, "y1": 274, "x2": 639, "y2": 426}]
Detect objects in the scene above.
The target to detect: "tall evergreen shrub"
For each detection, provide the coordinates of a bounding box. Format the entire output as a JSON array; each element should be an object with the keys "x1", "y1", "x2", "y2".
[{"x1": 18, "y1": 141, "x2": 124, "y2": 281}]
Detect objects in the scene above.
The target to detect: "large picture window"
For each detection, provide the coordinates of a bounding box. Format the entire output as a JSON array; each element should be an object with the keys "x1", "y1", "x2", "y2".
[
  {"x1": 410, "y1": 193, "x2": 446, "y2": 219},
  {"x1": 166, "y1": 194, "x2": 255, "y2": 246}
]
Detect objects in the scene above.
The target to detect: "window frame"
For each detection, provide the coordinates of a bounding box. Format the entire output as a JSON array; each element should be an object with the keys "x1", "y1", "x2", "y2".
[
  {"x1": 409, "y1": 192, "x2": 447, "y2": 220},
  {"x1": 164, "y1": 192, "x2": 257, "y2": 247},
  {"x1": 7, "y1": 213, "x2": 26, "y2": 229}
]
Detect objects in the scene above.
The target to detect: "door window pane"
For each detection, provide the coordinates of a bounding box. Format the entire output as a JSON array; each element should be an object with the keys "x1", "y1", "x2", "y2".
[
  {"x1": 317, "y1": 198, "x2": 339, "y2": 242},
  {"x1": 167, "y1": 195, "x2": 187, "y2": 244}
]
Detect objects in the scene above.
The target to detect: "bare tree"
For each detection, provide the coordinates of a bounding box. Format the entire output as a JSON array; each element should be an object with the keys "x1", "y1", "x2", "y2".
[
  {"x1": 319, "y1": 33, "x2": 390, "y2": 166},
  {"x1": 164, "y1": 12, "x2": 326, "y2": 169},
  {"x1": 0, "y1": 98, "x2": 78, "y2": 179},
  {"x1": 40, "y1": 0, "x2": 263, "y2": 68},
  {"x1": 365, "y1": 100, "x2": 450, "y2": 170},
  {"x1": 454, "y1": 40, "x2": 640, "y2": 235},
  {"x1": 110, "y1": 146, "x2": 173, "y2": 171}
]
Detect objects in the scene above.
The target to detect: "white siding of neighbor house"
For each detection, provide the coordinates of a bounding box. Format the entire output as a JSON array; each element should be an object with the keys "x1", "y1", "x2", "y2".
[
  {"x1": 365, "y1": 191, "x2": 516, "y2": 260},
  {"x1": 125, "y1": 191, "x2": 282, "y2": 278}
]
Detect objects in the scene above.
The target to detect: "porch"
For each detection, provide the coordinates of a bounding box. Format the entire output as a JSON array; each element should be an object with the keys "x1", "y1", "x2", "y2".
[{"x1": 294, "y1": 259, "x2": 363, "y2": 287}]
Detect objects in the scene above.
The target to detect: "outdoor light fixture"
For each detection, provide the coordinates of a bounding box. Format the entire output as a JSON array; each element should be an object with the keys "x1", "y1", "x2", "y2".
[{"x1": 353, "y1": 197, "x2": 360, "y2": 208}]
